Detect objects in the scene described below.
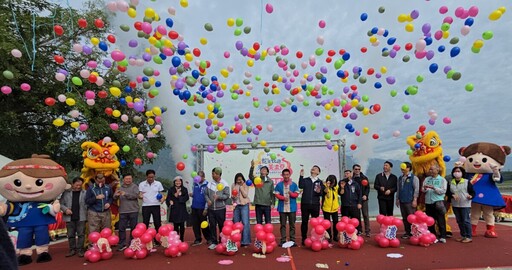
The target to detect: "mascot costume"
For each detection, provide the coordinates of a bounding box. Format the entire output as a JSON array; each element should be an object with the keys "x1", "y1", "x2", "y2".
[
  {"x1": 80, "y1": 139, "x2": 121, "y2": 226},
  {"x1": 406, "y1": 125, "x2": 452, "y2": 236},
  {"x1": 0, "y1": 154, "x2": 69, "y2": 265},
  {"x1": 458, "y1": 142, "x2": 511, "y2": 238}
]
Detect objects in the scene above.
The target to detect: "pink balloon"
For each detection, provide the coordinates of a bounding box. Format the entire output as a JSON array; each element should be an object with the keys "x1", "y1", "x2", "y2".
[
  {"x1": 101, "y1": 251, "x2": 113, "y2": 260},
  {"x1": 454, "y1": 7, "x2": 465, "y2": 18},
  {"x1": 426, "y1": 217, "x2": 435, "y2": 227},
  {"x1": 263, "y1": 223, "x2": 274, "y2": 233},
  {"x1": 468, "y1": 6, "x2": 479, "y2": 17},
  {"x1": 321, "y1": 239, "x2": 329, "y2": 249},
  {"x1": 20, "y1": 83, "x2": 31, "y2": 91},
  {"x1": 108, "y1": 235, "x2": 119, "y2": 246},
  {"x1": 135, "y1": 248, "x2": 148, "y2": 259},
  {"x1": 318, "y1": 20, "x2": 326, "y2": 28},
  {"x1": 407, "y1": 214, "x2": 417, "y2": 224},
  {"x1": 178, "y1": 242, "x2": 189, "y2": 253},
  {"x1": 231, "y1": 232, "x2": 241, "y2": 242},
  {"x1": 304, "y1": 238, "x2": 312, "y2": 247},
  {"x1": 345, "y1": 224, "x2": 355, "y2": 234},
  {"x1": 376, "y1": 215, "x2": 385, "y2": 224},
  {"x1": 131, "y1": 228, "x2": 144, "y2": 238},
  {"x1": 389, "y1": 238, "x2": 400, "y2": 248},
  {"x1": 87, "y1": 251, "x2": 101, "y2": 263},
  {"x1": 409, "y1": 236, "x2": 420, "y2": 245},
  {"x1": 314, "y1": 225, "x2": 326, "y2": 235},
  {"x1": 88, "y1": 232, "x2": 101, "y2": 243},
  {"x1": 110, "y1": 50, "x2": 125, "y2": 61},
  {"x1": 135, "y1": 223, "x2": 147, "y2": 231},
  {"x1": 266, "y1": 233, "x2": 275, "y2": 243},
  {"x1": 311, "y1": 240, "x2": 322, "y2": 252},
  {"x1": 349, "y1": 240, "x2": 361, "y2": 250},
  {"x1": 265, "y1": 3, "x2": 273, "y2": 13},
  {"x1": 224, "y1": 220, "x2": 234, "y2": 228},
  {"x1": 349, "y1": 218, "x2": 360, "y2": 227},
  {"x1": 124, "y1": 248, "x2": 135, "y2": 258},
  {"x1": 140, "y1": 233, "x2": 153, "y2": 244},
  {"x1": 233, "y1": 222, "x2": 244, "y2": 231},
  {"x1": 439, "y1": 6, "x2": 448, "y2": 14},
  {"x1": 256, "y1": 230, "x2": 266, "y2": 241},
  {"x1": 378, "y1": 238, "x2": 390, "y2": 248},
  {"x1": 222, "y1": 226, "x2": 232, "y2": 236},
  {"x1": 434, "y1": 30, "x2": 443, "y2": 40}
]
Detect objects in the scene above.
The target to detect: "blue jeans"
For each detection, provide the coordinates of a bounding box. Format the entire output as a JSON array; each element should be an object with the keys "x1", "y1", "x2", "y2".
[
  {"x1": 255, "y1": 205, "x2": 271, "y2": 224},
  {"x1": 453, "y1": 207, "x2": 472, "y2": 239},
  {"x1": 233, "y1": 204, "x2": 251, "y2": 245}
]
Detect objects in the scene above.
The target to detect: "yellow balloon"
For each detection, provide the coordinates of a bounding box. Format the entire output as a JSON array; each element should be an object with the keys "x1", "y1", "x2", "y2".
[
  {"x1": 145, "y1": 8, "x2": 155, "y2": 18},
  {"x1": 152, "y1": 128, "x2": 159, "y2": 134},
  {"x1": 405, "y1": 23, "x2": 414, "y2": 32},
  {"x1": 241, "y1": 130, "x2": 247, "y2": 135},
  {"x1": 126, "y1": 96, "x2": 133, "y2": 102},
  {"x1": 261, "y1": 50, "x2": 268, "y2": 58},
  {"x1": 248, "y1": 48, "x2": 257, "y2": 55},
  {"x1": 198, "y1": 112, "x2": 205, "y2": 119},
  {"x1": 232, "y1": 83, "x2": 240, "y2": 90},
  {"x1": 442, "y1": 30, "x2": 450, "y2": 39},
  {"x1": 180, "y1": 0, "x2": 188, "y2": 8},
  {"x1": 128, "y1": 8, "x2": 137, "y2": 18},
  {"x1": 272, "y1": 88, "x2": 280, "y2": 94},
  {"x1": 473, "y1": 39, "x2": 484, "y2": 49},
  {"x1": 186, "y1": 125, "x2": 191, "y2": 130},
  {"x1": 148, "y1": 36, "x2": 157, "y2": 45},
  {"x1": 362, "y1": 107, "x2": 370, "y2": 115},
  {"x1": 220, "y1": 69, "x2": 229, "y2": 78},
  {"x1": 350, "y1": 99, "x2": 359, "y2": 107},
  {"x1": 147, "y1": 118, "x2": 155, "y2": 125},
  {"x1": 112, "y1": 110, "x2": 121, "y2": 117},
  {"x1": 397, "y1": 14, "x2": 407, "y2": 23},
  {"x1": 220, "y1": 130, "x2": 227, "y2": 138},
  {"x1": 70, "y1": 122, "x2": 79, "y2": 128},
  {"x1": 333, "y1": 145, "x2": 339, "y2": 151},
  {"x1": 363, "y1": 127, "x2": 369, "y2": 134},
  {"x1": 148, "y1": 77, "x2": 156, "y2": 85},
  {"x1": 245, "y1": 91, "x2": 251, "y2": 96},
  {"x1": 247, "y1": 59, "x2": 254, "y2": 67},
  {"x1": 489, "y1": 10, "x2": 502, "y2": 21},
  {"x1": 324, "y1": 103, "x2": 332, "y2": 110},
  {"x1": 145, "y1": 111, "x2": 154, "y2": 117},
  {"x1": 185, "y1": 53, "x2": 193, "y2": 62},
  {"x1": 227, "y1": 18, "x2": 235, "y2": 27},
  {"x1": 208, "y1": 112, "x2": 215, "y2": 119},
  {"x1": 212, "y1": 119, "x2": 219, "y2": 125},
  {"x1": 325, "y1": 114, "x2": 331, "y2": 120},
  {"x1": 369, "y1": 36, "x2": 377, "y2": 43},
  {"x1": 498, "y1": 7, "x2": 506, "y2": 14},
  {"x1": 152, "y1": 106, "x2": 162, "y2": 116},
  {"x1": 260, "y1": 140, "x2": 267, "y2": 147},
  {"x1": 400, "y1": 163, "x2": 407, "y2": 170},
  {"x1": 53, "y1": 118, "x2": 64, "y2": 127},
  {"x1": 207, "y1": 104, "x2": 214, "y2": 112},
  {"x1": 109, "y1": 87, "x2": 121, "y2": 97},
  {"x1": 254, "y1": 177, "x2": 262, "y2": 185},
  {"x1": 90, "y1": 37, "x2": 99, "y2": 46},
  {"x1": 216, "y1": 183, "x2": 224, "y2": 191},
  {"x1": 380, "y1": 66, "x2": 387, "y2": 74},
  {"x1": 131, "y1": 127, "x2": 139, "y2": 134},
  {"x1": 200, "y1": 37, "x2": 208, "y2": 45},
  {"x1": 221, "y1": 83, "x2": 227, "y2": 90},
  {"x1": 201, "y1": 221, "x2": 209, "y2": 229},
  {"x1": 65, "y1": 98, "x2": 76, "y2": 106}
]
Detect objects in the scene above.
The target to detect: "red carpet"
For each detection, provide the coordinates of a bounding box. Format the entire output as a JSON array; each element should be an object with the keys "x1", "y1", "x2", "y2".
[{"x1": 20, "y1": 219, "x2": 512, "y2": 270}]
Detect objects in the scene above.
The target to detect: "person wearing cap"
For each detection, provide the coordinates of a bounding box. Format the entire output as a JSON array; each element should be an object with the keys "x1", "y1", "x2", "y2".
[
  {"x1": 60, "y1": 177, "x2": 87, "y2": 257},
  {"x1": 396, "y1": 162, "x2": 419, "y2": 239},
  {"x1": 204, "y1": 167, "x2": 230, "y2": 250},
  {"x1": 113, "y1": 174, "x2": 139, "y2": 251},
  {"x1": 85, "y1": 173, "x2": 113, "y2": 233},
  {"x1": 138, "y1": 169, "x2": 165, "y2": 236},
  {"x1": 166, "y1": 176, "x2": 189, "y2": 242},
  {"x1": 374, "y1": 161, "x2": 398, "y2": 216},
  {"x1": 249, "y1": 160, "x2": 275, "y2": 224}
]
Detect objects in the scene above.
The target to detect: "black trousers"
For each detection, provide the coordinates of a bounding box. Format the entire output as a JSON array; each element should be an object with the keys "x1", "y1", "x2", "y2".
[
  {"x1": 191, "y1": 208, "x2": 211, "y2": 242},
  {"x1": 300, "y1": 203, "x2": 320, "y2": 241},
  {"x1": 208, "y1": 208, "x2": 226, "y2": 244},
  {"x1": 142, "y1": 205, "x2": 162, "y2": 232},
  {"x1": 323, "y1": 211, "x2": 339, "y2": 241},
  {"x1": 378, "y1": 199, "x2": 394, "y2": 216}
]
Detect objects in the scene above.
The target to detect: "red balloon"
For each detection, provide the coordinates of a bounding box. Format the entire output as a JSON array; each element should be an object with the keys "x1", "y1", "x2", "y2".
[
  {"x1": 215, "y1": 244, "x2": 226, "y2": 254},
  {"x1": 378, "y1": 238, "x2": 390, "y2": 248},
  {"x1": 45, "y1": 97, "x2": 56, "y2": 106},
  {"x1": 77, "y1": 18, "x2": 87, "y2": 28},
  {"x1": 266, "y1": 233, "x2": 275, "y2": 243},
  {"x1": 178, "y1": 242, "x2": 189, "y2": 253},
  {"x1": 349, "y1": 240, "x2": 361, "y2": 250},
  {"x1": 124, "y1": 248, "x2": 135, "y2": 258},
  {"x1": 393, "y1": 218, "x2": 403, "y2": 227},
  {"x1": 98, "y1": 90, "x2": 108, "y2": 98},
  {"x1": 140, "y1": 233, "x2": 153, "y2": 244},
  {"x1": 321, "y1": 239, "x2": 329, "y2": 249},
  {"x1": 265, "y1": 244, "x2": 274, "y2": 254},
  {"x1": 100, "y1": 228, "x2": 112, "y2": 238},
  {"x1": 304, "y1": 238, "x2": 312, "y2": 248},
  {"x1": 135, "y1": 223, "x2": 147, "y2": 231},
  {"x1": 389, "y1": 238, "x2": 400, "y2": 248},
  {"x1": 134, "y1": 158, "x2": 143, "y2": 165},
  {"x1": 231, "y1": 189, "x2": 238, "y2": 196},
  {"x1": 233, "y1": 222, "x2": 244, "y2": 231},
  {"x1": 252, "y1": 42, "x2": 260, "y2": 51},
  {"x1": 336, "y1": 222, "x2": 346, "y2": 232},
  {"x1": 168, "y1": 30, "x2": 179, "y2": 39},
  {"x1": 263, "y1": 223, "x2": 274, "y2": 233},
  {"x1": 340, "y1": 216, "x2": 350, "y2": 224},
  {"x1": 101, "y1": 251, "x2": 113, "y2": 260},
  {"x1": 217, "y1": 142, "x2": 225, "y2": 151},
  {"x1": 231, "y1": 232, "x2": 241, "y2": 242},
  {"x1": 192, "y1": 48, "x2": 201, "y2": 57},
  {"x1": 418, "y1": 125, "x2": 426, "y2": 132},
  {"x1": 107, "y1": 34, "x2": 116, "y2": 43},
  {"x1": 350, "y1": 144, "x2": 357, "y2": 150},
  {"x1": 311, "y1": 240, "x2": 322, "y2": 252},
  {"x1": 322, "y1": 219, "x2": 331, "y2": 229},
  {"x1": 134, "y1": 21, "x2": 142, "y2": 30},
  {"x1": 296, "y1": 51, "x2": 303, "y2": 58},
  {"x1": 256, "y1": 231, "x2": 266, "y2": 241},
  {"x1": 135, "y1": 248, "x2": 148, "y2": 259},
  {"x1": 349, "y1": 218, "x2": 360, "y2": 227},
  {"x1": 146, "y1": 228, "x2": 157, "y2": 237},
  {"x1": 405, "y1": 43, "x2": 413, "y2": 51},
  {"x1": 131, "y1": 228, "x2": 144, "y2": 238},
  {"x1": 176, "y1": 161, "x2": 185, "y2": 171},
  {"x1": 94, "y1": 18, "x2": 105, "y2": 28},
  {"x1": 87, "y1": 251, "x2": 101, "y2": 263},
  {"x1": 426, "y1": 217, "x2": 435, "y2": 227},
  {"x1": 420, "y1": 234, "x2": 431, "y2": 246},
  {"x1": 360, "y1": 47, "x2": 368, "y2": 53},
  {"x1": 254, "y1": 224, "x2": 264, "y2": 233},
  {"x1": 314, "y1": 225, "x2": 326, "y2": 235},
  {"x1": 373, "y1": 104, "x2": 381, "y2": 112},
  {"x1": 53, "y1": 25, "x2": 64, "y2": 36},
  {"x1": 222, "y1": 226, "x2": 232, "y2": 236},
  {"x1": 224, "y1": 220, "x2": 234, "y2": 227},
  {"x1": 345, "y1": 224, "x2": 355, "y2": 234},
  {"x1": 88, "y1": 232, "x2": 101, "y2": 243},
  {"x1": 310, "y1": 217, "x2": 320, "y2": 227},
  {"x1": 230, "y1": 143, "x2": 237, "y2": 150},
  {"x1": 409, "y1": 236, "x2": 420, "y2": 245},
  {"x1": 104, "y1": 107, "x2": 113, "y2": 116},
  {"x1": 361, "y1": 179, "x2": 369, "y2": 186},
  {"x1": 372, "y1": 134, "x2": 380, "y2": 140},
  {"x1": 53, "y1": 55, "x2": 64, "y2": 64}
]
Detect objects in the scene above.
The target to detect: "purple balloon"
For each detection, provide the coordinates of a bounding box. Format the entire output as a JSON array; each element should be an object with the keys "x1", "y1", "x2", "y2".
[
  {"x1": 134, "y1": 102, "x2": 144, "y2": 112},
  {"x1": 246, "y1": 137, "x2": 252, "y2": 142},
  {"x1": 375, "y1": 73, "x2": 382, "y2": 79},
  {"x1": 326, "y1": 144, "x2": 333, "y2": 150},
  {"x1": 169, "y1": 67, "x2": 177, "y2": 75},
  {"x1": 422, "y1": 23, "x2": 431, "y2": 34},
  {"x1": 426, "y1": 50, "x2": 435, "y2": 60},
  {"x1": 410, "y1": 10, "x2": 419, "y2": 19},
  {"x1": 443, "y1": 66, "x2": 452, "y2": 74},
  {"x1": 386, "y1": 76, "x2": 396, "y2": 85},
  {"x1": 235, "y1": 41, "x2": 243, "y2": 50},
  {"x1": 142, "y1": 53, "x2": 152, "y2": 62},
  {"x1": 58, "y1": 69, "x2": 69, "y2": 75},
  {"x1": 254, "y1": 52, "x2": 261, "y2": 60},
  {"x1": 175, "y1": 79, "x2": 184, "y2": 89},
  {"x1": 352, "y1": 66, "x2": 360, "y2": 73},
  {"x1": 343, "y1": 86, "x2": 350, "y2": 93},
  {"x1": 429, "y1": 119, "x2": 436, "y2": 125},
  {"x1": 404, "y1": 114, "x2": 411, "y2": 120},
  {"x1": 320, "y1": 66, "x2": 328, "y2": 74},
  {"x1": 103, "y1": 59, "x2": 112, "y2": 68},
  {"x1": 193, "y1": 176, "x2": 201, "y2": 183},
  {"x1": 205, "y1": 119, "x2": 212, "y2": 126},
  {"x1": 128, "y1": 39, "x2": 138, "y2": 47},
  {"x1": 307, "y1": 75, "x2": 313, "y2": 82},
  {"x1": 206, "y1": 126, "x2": 213, "y2": 134},
  {"x1": 234, "y1": 115, "x2": 239, "y2": 121},
  {"x1": 322, "y1": 127, "x2": 329, "y2": 133},
  {"x1": 349, "y1": 113, "x2": 358, "y2": 120},
  {"x1": 82, "y1": 45, "x2": 92, "y2": 55},
  {"x1": 207, "y1": 145, "x2": 215, "y2": 153},
  {"x1": 177, "y1": 41, "x2": 187, "y2": 50},
  {"x1": 389, "y1": 50, "x2": 397, "y2": 58},
  {"x1": 284, "y1": 82, "x2": 292, "y2": 90},
  {"x1": 240, "y1": 48, "x2": 248, "y2": 56},
  {"x1": 253, "y1": 129, "x2": 260, "y2": 135},
  {"x1": 216, "y1": 90, "x2": 224, "y2": 98}
]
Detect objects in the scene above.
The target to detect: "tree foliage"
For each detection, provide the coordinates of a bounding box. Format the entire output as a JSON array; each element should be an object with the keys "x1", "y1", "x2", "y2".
[{"x1": 0, "y1": 0, "x2": 166, "y2": 173}]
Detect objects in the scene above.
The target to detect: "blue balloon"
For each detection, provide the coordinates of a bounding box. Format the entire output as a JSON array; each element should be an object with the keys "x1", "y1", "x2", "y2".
[
  {"x1": 173, "y1": 89, "x2": 180, "y2": 96},
  {"x1": 374, "y1": 82, "x2": 382, "y2": 89},
  {"x1": 345, "y1": 123, "x2": 352, "y2": 129},
  {"x1": 177, "y1": 49, "x2": 186, "y2": 55},
  {"x1": 450, "y1": 47, "x2": 460, "y2": 58},
  {"x1": 245, "y1": 180, "x2": 253, "y2": 186},
  {"x1": 429, "y1": 63, "x2": 438, "y2": 73},
  {"x1": 180, "y1": 109, "x2": 186, "y2": 115},
  {"x1": 191, "y1": 70, "x2": 200, "y2": 79},
  {"x1": 464, "y1": 18, "x2": 474, "y2": 26},
  {"x1": 98, "y1": 41, "x2": 108, "y2": 51},
  {"x1": 371, "y1": 27, "x2": 378, "y2": 34},
  {"x1": 291, "y1": 105, "x2": 298, "y2": 112},
  {"x1": 443, "y1": 155, "x2": 451, "y2": 162},
  {"x1": 155, "y1": 81, "x2": 161, "y2": 87},
  {"x1": 281, "y1": 145, "x2": 287, "y2": 151},
  {"x1": 171, "y1": 56, "x2": 181, "y2": 67},
  {"x1": 166, "y1": 18, "x2": 174, "y2": 28},
  {"x1": 119, "y1": 97, "x2": 126, "y2": 105},
  {"x1": 320, "y1": 77, "x2": 327, "y2": 84},
  {"x1": 159, "y1": 53, "x2": 167, "y2": 60},
  {"x1": 156, "y1": 193, "x2": 163, "y2": 200},
  {"x1": 300, "y1": 126, "x2": 306, "y2": 133},
  {"x1": 438, "y1": 45, "x2": 446, "y2": 52},
  {"x1": 201, "y1": 91, "x2": 208, "y2": 98},
  {"x1": 212, "y1": 107, "x2": 219, "y2": 114},
  {"x1": 424, "y1": 37, "x2": 433, "y2": 46},
  {"x1": 348, "y1": 128, "x2": 355, "y2": 133},
  {"x1": 210, "y1": 84, "x2": 217, "y2": 91},
  {"x1": 183, "y1": 90, "x2": 191, "y2": 100},
  {"x1": 211, "y1": 76, "x2": 218, "y2": 81},
  {"x1": 342, "y1": 53, "x2": 350, "y2": 61},
  {"x1": 387, "y1": 37, "x2": 396, "y2": 45},
  {"x1": 336, "y1": 70, "x2": 345, "y2": 78},
  {"x1": 120, "y1": 160, "x2": 127, "y2": 167},
  {"x1": 124, "y1": 86, "x2": 132, "y2": 93},
  {"x1": 360, "y1": 13, "x2": 368, "y2": 21},
  {"x1": 142, "y1": 76, "x2": 149, "y2": 82},
  {"x1": 383, "y1": 30, "x2": 389, "y2": 37}
]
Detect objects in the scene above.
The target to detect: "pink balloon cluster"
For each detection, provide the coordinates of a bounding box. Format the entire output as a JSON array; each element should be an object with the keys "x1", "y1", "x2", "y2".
[
  {"x1": 407, "y1": 211, "x2": 437, "y2": 247},
  {"x1": 123, "y1": 223, "x2": 156, "y2": 259},
  {"x1": 84, "y1": 228, "x2": 119, "y2": 263},
  {"x1": 335, "y1": 216, "x2": 364, "y2": 250},
  {"x1": 304, "y1": 217, "x2": 331, "y2": 252},
  {"x1": 252, "y1": 223, "x2": 277, "y2": 255},
  {"x1": 374, "y1": 215, "x2": 403, "y2": 248},
  {"x1": 155, "y1": 224, "x2": 189, "y2": 257},
  {"x1": 214, "y1": 221, "x2": 244, "y2": 255}
]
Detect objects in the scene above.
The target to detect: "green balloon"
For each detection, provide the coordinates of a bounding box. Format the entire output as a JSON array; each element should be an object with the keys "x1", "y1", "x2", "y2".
[
  {"x1": 358, "y1": 76, "x2": 367, "y2": 84},
  {"x1": 149, "y1": 89, "x2": 159, "y2": 96},
  {"x1": 143, "y1": 67, "x2": 154, "y2": 76},
  {"x1": 378, "y1": 6, "x2": 385, "y2": 13},
  {"x1": 390, "y1": 90, "x2": 397, "y2": 97},
  {"x1": 446, "y1": 70, "x2": 455, "y2": 79},
  {"x1": 234, "y1": 29, "x2": 242, "y2": 36},
  {"x1": 401, "y1": 104, "x2": 410, "y2": 113},
  {"x1": 267, "y1": 100, "x2": 273, "y2": 106},
  {"x1": 253, "y1": 101, "x2": 260, "y2": 108},
  {"x1": 243, "y1": 26, "x2": 251, "y2": 34},
  {"x1": 402, "y1": 55, "x2": 410, "y2": 62},
  {"x1": 242, "y1": 149, "x2": 250, "y2": 155},
  {"x1": 441, "y1": 23, "x2": 450, "y2": 31},
  {"x1": 255, "y1": 75, "x2": 261, "y2": 81},
  {"x1": 217, "y1": 112, "x2": 224, "y2": 118},
  {"x1": 235, "y1": 18, "x2": 243, "y2": 27},
  {"x1": 2, "y1": 70, "x2": 14, "y2": 80},
  {"x1": 118, "y1": 59, "x2": 128, "y2": 67},
  {"x1": 324, "y1": 133, "x2": 332, "y2": 140},
  {"x1": 407, "y1": 86, "x2": 418, "y2": 95},
  {"x1": 120, "y1": 24, "x2": 130, "y2": 32},
  {"x1": 310, "y1": 123, "x2": 316, "y2": 130},
  {"x1": 382, "y1": 50, "x2": 390, "y2": 57},
  {"x1": 416, "y1": 75, "x2": 424, "y2": 83},
  {"x1": 451, "y1": 72, "x2": 462, "y2": 81},
  {"x1": 251, "y1": 142, "x2": 258, "y2": 148},
  {"x1": 449, "y1": 37, "x2": 459, "y2": 45},
  {"x1": 142, "y1": 81, "x2": 151, "y2": 89},
  {"x1": 362, "y1": 95, "x2": 369, "y2": 102},
  {"x1": 153, "y1": 56, "x2": 162, "y2": 64},
  {"x1": 264, "y1": 147, "x2": 270, "y2": 153},
  {"x1": 471, "y1": 47, "x2": 481, "y2": 54},
  {"x1": 303, "y1": 100, "x2": 309, "y2": 106},
  {"x1": 270, "y1": 153, "x2": 277, "y2": 160},
  {"x1": 465, "y1": 83, "x2": 474, "y2": 92},
  {"x1": 315, "y1": 48, "x2": 324, "y2": 56},
  {"x1": 122, "y1": 145, "x2": 130, "y2": 152},
  {"x1": 231, "y1": 93, "x2": 239, "y2": 100},
  {"x1": 71, "y1": 76, "x2": 82, "y2": 86},
  {"x1": 182, "y1": 154, "x2": 188, "y2": 159},
  {"x1": 285, "y1": 146, "x2": 294, "y2": 153},
  {"x1": 356, "y1": 104, "x2": 364, "y2": 111},
  {"x1": 186, "y1": 77, "x2": 197, "y2": 86},
  {"x1": 243, "y1": 79, "x2": 250, "y2": 85},
  {"x1": 482, "y1": 31, "x2": 494, "y2": 40},
  {"x1": 208, "y1": 133, "x2": 217, "y2": 140},
  {"x1": 204, "y1": 23, "x2": 213, "y2": 31},
  {"x1": 334, "y1": 59, "x2": 343, "y2": 69}
]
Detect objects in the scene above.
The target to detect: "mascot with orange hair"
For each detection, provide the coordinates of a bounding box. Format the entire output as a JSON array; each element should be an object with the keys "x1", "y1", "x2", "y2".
[{"x1": 80, "y1": 139, "x2": 121, "y2": 227}]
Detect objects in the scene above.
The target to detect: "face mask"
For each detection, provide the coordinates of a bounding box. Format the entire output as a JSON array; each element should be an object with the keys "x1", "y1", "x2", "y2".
[{"x1": 453, "y1": 172, "x2": 462, "y2": 179}]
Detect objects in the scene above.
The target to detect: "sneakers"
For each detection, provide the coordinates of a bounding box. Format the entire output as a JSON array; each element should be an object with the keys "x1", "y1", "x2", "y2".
[
  {"x1": 461, "y1": 238, "x2": 472, "y2": 243},
  {"x1": 433, "y1": 239, "x2": 439, "y2": 244},
  {"x1": 117, "y1": 245, "x2": 127, "y2": 252},
  {"x1": 208, "y1": 243, "x2": 217, "y2": 250},
  {"x1": 77, "y1": 250, "x2": 85, "y2": 257},
  {"x1": 438, "y1": 238, "x2": 446, "y2": 243},
  {"x1": 401, "y1": 234, "x2": 410, "y2": 239},
  {"x1": 65, "y1": 251, "x2": 76, "y2": 257},
  {"x1": 455, "y1": 237, "x2": 464, "y2": 242},
  {"x1": 291, "y1": 243, "x2": 298, "y2": 247},
  {"x1": 192, "y1": 241, "x2": 202, "y2": 246}
]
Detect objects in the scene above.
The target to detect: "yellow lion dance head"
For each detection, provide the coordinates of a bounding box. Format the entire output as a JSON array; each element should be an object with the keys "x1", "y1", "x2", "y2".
[
  {"x1": 80, "y1": 139, "x2": 120, "y2": 184},
  {"x1": 406, "y1": 125, "x2": 446, "y2": 177}
]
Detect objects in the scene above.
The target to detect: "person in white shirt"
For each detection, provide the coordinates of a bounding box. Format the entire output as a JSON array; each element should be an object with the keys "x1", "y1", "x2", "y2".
[{"x1": 138, "y1": 170, "x2": 165, "y2": 239}]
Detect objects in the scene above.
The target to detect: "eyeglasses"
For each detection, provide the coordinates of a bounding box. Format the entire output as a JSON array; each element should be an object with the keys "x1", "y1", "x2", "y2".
[{"x1": 353, "y1": 168, "x2": 361, "y2": 170}]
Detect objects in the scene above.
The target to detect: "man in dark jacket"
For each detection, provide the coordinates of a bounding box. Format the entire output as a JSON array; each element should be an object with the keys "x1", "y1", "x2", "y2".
[
  {"x1": 189, "y1": 171, "x2": 211, "y2": 246},
  {"x1": 374, "y1": 161, "x2": 398, "y2": 216},
  {"x1": 298, "y1": 165, "x2": 324, "y2": 245},
  {"x1": 339, "y1": 170, "x2": 363, "y2": 234},
  {"x1": 85, "y1": 173, "x2": 113, "y2": 233},
  {"x1": 352, "y1": 164, "x2": 371, "y2": 237}
]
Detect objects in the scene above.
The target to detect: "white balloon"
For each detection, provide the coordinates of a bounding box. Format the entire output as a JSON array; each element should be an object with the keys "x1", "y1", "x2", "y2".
[
  {"x1": 58, "y1": 94, "x2": 67, "y2": 102},
  {"x1": 86, "y1": 99, "x2": 95, "y2": 106},
  {"x1": 69, "y1": 110, "x2": 80, "y2": 118},
  {"x1": 11, "y1": 49, "x2": 22, "y2": 58},
  {"x1": 103, "y1": 136, "x2": 112, "y2": 144}
]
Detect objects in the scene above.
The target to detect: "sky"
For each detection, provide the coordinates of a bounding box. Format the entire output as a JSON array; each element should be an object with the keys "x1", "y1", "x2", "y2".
[{"x1": 66, "y1": 0, "x2": 512, "y2": 172}]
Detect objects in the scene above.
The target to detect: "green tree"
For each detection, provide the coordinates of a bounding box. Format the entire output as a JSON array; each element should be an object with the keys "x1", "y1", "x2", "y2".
[{"x1": 0, "y1": 0, "x2": 166, "y2": 172}]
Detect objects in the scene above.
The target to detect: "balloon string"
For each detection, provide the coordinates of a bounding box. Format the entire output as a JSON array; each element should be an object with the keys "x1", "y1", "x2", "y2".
[
  {"x1": 10, "y1": 5, "x2": 32, "y2": 62},
  {"x1": 31, "y1": 13, "x2": 37, "y2": 71},
  {"x1": 259, "y1": 0, "x2": 263, "y2": 46}
]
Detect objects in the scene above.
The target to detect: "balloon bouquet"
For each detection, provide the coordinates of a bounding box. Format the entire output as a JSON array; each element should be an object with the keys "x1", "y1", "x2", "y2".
[
  {"x1": 407, "y1": 211, "x2": 437, "y2": 246},
  {"x1": 156, "y1": 224, "x2": 190, "y2": 257},
  {"x1": 123, "y1": 223, "x2": 156, "y2": 259},
  {"x1": 303, "y1": 217, "x2": 331, "y2": 252},
  {"x1": 374, "y1": 215, "x2": 403, "y2": 248},
  {"x1": 252, "y1": 223, "x2": 277, "y2": 254},
  {"x1": 85, "y1": 228, "x2": 119, "y2": 263},
  {"x1": 335, "y1": 216, "x2": 364, "y2": 250},
  {"x1": 215, "y1": 221, "x2": 244, "y2": 255}
]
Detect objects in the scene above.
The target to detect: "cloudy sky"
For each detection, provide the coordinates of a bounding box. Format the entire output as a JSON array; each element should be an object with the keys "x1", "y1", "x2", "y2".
[{"x1": 72, "y1": 0, "x2": 512, "y2": 170}]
